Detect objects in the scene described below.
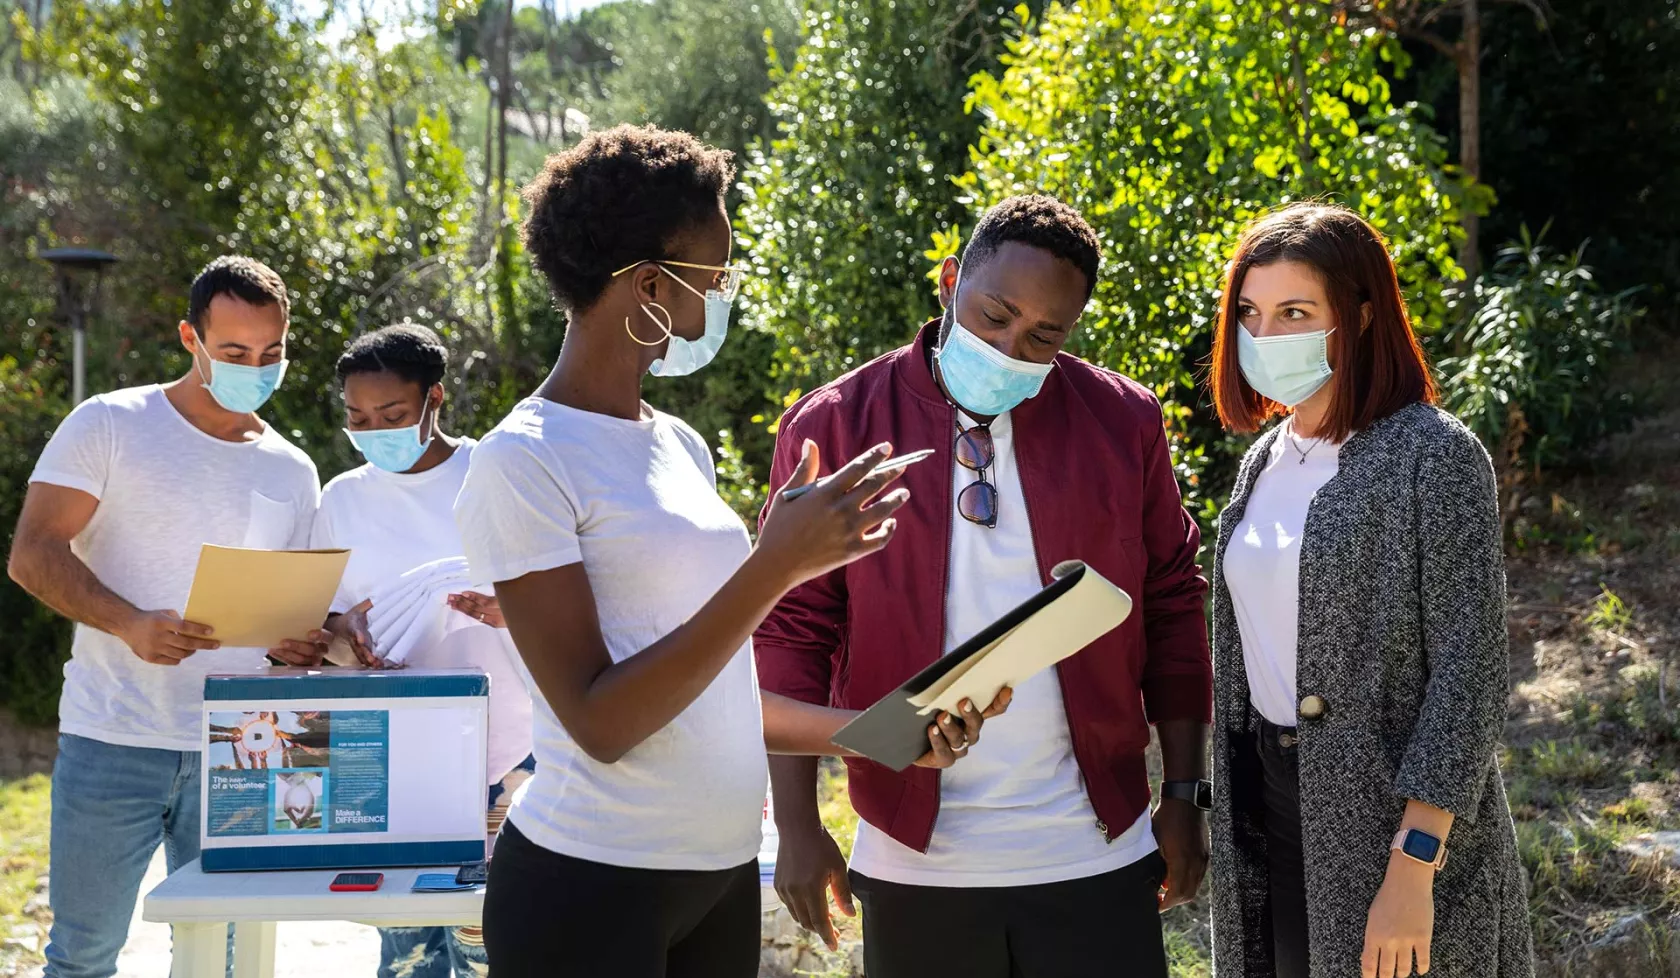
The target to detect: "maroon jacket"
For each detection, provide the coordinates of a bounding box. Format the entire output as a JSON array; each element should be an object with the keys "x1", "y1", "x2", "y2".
[{"x1": 755, "y1": 320, "x2": 1212, "y2": 853}]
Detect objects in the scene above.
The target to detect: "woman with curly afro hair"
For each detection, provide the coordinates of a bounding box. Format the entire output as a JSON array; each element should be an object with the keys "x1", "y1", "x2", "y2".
[{"x1": 455, "y1": 125, "x2": 996, "y2": 976}]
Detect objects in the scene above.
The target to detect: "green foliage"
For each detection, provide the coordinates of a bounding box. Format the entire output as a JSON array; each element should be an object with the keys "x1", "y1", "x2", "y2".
[
  {"x1": 738, "y1": 0, "x2": 1036, "y2": 404},
  {"x1": 711, "y1": 427, "x2": 771, "y2": 527},
  {"x1": 957, "y1": 0, "x2": 1465, "y2": 513},
  {"x1": 587, "y1": 0, "x2": 796, "y2": 167},
  {"x1": 0, "y1": 74, "x2": 99, "y2": 724},
  {"x1": 1400, "y1": 0, "x2": 1680, "y2": 305},
  {"x1": 226, "y1": 59, "x2": 505, "y2": 467},
  {"x1": 1587, "y1": 670, "x2": 1680, "y2": 746},
  {"x1": 435, "y1": 0, "x2": 799, "y2": 503},
  {"x1": 1523, "y1": 738, "x2": 1620, "y2": 789},
  {"x1": 0, "y1": 359, "x2": 72, "y2": 726},
  {"x1": 40, "y1": 0, "x2": 314, "y2": 284},
  {"x1": 0, "y1": 76, "x2": 111, "y2": 374},
  {"x1": 0, "y1": 0, "x2": 1669, "y2": 730},
  {"x1": 0, "y1": 1, "x2": 542, "y2": 719},
  {"x1": 1585, "y1": 585, "x2": 1635, "y2": 635},
  {"x1": 1437, "y1": 230, "x2": 1643, "y2": 476}
]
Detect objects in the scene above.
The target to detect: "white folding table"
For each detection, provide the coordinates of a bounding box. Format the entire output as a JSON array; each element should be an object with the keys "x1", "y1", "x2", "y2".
[{"x1": 142, "y1": 859, "x2": 482, "y2": 978}]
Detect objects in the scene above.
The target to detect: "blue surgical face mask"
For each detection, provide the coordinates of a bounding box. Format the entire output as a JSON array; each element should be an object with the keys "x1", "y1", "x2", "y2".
[
  {"x1": 1236, "y1": 325, "x2": 1336, "y2": 408},
  {"x1": 933, "y1": 276, "x2": 1054, "y2": 416},
  {"x1": 345, "y1": 400, "x2": 434, "y2": 473},
  {"x1": 647, "y1": 266, "x2": 735, "y2": 378},
  {"x1": 193, "y1": 331, "x2": 286, "y2": 413}
]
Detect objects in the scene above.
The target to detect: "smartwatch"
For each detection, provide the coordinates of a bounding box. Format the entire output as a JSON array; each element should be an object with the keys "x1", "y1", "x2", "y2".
[
  {"x1": 1159, "y1": 779, "x2": 1213, "y2": 811},
  {"x1": 1391, "y1": 828, "x2": 1448, "y2": 870}
]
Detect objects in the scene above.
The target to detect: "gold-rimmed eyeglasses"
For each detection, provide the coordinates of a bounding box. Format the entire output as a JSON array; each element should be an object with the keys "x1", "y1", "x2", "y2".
[{"x1": 611, "y1": 260, "x2": 745, "y2": 304}]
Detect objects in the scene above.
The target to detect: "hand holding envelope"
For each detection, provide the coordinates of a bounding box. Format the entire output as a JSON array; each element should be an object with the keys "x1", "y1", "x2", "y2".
[
  {"x1": 115, "y1": 609, "x2": 221, "y2": 666},
  {"x1": 181, "y1": 544, "x2": 351, "y2": 664}
]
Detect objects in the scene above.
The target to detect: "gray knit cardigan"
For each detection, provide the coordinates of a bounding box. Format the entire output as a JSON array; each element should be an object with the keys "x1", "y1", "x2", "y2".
[{"x1": 1208, "y1": 402, "x2": 1535, "y2": 977}]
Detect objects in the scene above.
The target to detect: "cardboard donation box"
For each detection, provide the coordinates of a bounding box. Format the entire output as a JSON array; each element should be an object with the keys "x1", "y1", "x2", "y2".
[{"x1": 200, "y1": 668, "x2": 489, "y2": 872}]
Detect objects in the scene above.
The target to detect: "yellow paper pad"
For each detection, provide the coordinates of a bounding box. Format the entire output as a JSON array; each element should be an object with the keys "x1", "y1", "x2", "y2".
[
  {"x1": 182, "y1": 545, "x2": 351, "y2": 649},
  {"x1": 907, "y1": 561, "x2": 1133, "y2": 716}
]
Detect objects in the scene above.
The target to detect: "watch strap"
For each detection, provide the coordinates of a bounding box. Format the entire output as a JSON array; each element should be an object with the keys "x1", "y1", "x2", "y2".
[
  {"x1": 1160, "y1": 779, "x2": 1212, "y2": 811},
  {"x1": 1391, "y1": 828, "x2": 1448, "y2": 870}
]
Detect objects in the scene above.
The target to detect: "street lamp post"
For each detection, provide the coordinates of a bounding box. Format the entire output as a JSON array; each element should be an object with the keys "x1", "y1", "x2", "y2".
[{"x1": 40, "y1": 247, "x2": 120, "y2": 406}]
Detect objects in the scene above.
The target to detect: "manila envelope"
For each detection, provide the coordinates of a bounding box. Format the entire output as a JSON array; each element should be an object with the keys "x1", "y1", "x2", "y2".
[{"x1": 182, "y1": 544, "x2": 351, "y2": 649}]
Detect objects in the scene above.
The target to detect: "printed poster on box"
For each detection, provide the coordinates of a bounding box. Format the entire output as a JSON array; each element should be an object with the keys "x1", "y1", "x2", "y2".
[{"x1": 200, "y1": 668, "x2": 489, "y2": 872}]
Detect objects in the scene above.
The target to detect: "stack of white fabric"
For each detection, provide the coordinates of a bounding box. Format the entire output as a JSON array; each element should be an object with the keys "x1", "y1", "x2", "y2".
[{"x1": 362, "y1": 557, "x2": 535, "y2": 785}]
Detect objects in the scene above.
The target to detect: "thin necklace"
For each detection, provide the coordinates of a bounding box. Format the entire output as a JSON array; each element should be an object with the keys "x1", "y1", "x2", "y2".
[{"x1": 1287, "y1": 417, "x2": 1326, "y2": 465}]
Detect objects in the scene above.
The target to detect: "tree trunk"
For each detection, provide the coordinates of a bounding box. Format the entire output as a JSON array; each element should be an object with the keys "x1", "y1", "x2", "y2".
[
  {"x1": 1281, "y1": 4, "x2": 1315, "y2": 172},
  {"x1": 1458, "y1": 0, "x2": 1482, "y2": 279},
  {"x1": 495, "y1": 1, "x2": 512, "y2": 211},
  {"x1": 479, "y1": 84, "x2": 495, "y2": 232},
  {"x1": 384, "y1": 104, "x2": 422, "y2": 256},
  {"x1": 495, "y1": 0, "x2": 520, "y2": 369}
]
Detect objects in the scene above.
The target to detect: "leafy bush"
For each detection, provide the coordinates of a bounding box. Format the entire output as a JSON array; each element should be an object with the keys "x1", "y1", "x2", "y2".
[
  {"x1": 737, "y1": 0, "x2": 1039, "y2": 404},
  {"x1": 1437, "y1": 229, "x2": 1643, "y2": 495},
  {"x1": 580, "y1": 0, "x2": 795, "y2": 172},
  {"x1": 956, "y1": 0, "x2": 1466, "y2": 518},
  {"x1": 0, "y1": 358, "x2": 72, "y2": 726},
  {"x1": 1399, "y1": 0, "x2": 1680, "y2": 305}
]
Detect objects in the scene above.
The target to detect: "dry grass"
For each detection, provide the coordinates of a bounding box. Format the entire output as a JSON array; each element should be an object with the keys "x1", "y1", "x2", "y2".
[
  {"x1": 1500, "y1": 348, "x2": 1680, "y2": 969},
  {"x1": 0, "y1": 774, "x2": 51, "y2": 975}
]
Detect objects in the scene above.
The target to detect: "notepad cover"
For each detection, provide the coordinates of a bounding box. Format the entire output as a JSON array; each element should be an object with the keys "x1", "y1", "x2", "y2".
[{"x1": 829, "y1": 561, "x2": 1132, "y2": 771}]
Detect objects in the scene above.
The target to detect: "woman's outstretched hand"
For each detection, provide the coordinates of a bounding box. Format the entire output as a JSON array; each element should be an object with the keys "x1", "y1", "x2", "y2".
[
  {"x1": 755, "y1": 441, "x2": 910, "y2": 589},
  {"x1": 449, "y1": 590, "x2": 506, "y2": 628}
]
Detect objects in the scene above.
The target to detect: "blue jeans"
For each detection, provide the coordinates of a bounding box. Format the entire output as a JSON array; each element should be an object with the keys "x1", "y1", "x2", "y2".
[
  {"x1": 377, "y1": 926, "x2": 485, "y2": 978},
  {"x1": 376, "y1": 755, "x2": 534, "y2": 978},
  {"x1": 43, "y1": 732, "x2": 230, "y2": 978}
]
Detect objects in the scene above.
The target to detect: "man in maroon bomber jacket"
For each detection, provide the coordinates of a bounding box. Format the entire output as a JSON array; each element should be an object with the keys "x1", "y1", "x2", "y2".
[{"x1": 755, "y1": 195, "x2": 1213, "y2": 978}]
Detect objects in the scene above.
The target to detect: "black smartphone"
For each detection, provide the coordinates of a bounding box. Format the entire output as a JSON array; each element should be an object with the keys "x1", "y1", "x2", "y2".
[
  {"x1": 329, "y1": 872, "x2": 383, "y2": 892},
  {"x1": 455, "y1": 860, "x2": 488, "y2": 885}
]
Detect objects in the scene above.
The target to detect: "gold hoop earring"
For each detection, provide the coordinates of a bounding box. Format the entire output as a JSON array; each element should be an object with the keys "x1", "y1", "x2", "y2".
[{"x1": 624, "y1": 302, "x2": 673, "y2": 347}]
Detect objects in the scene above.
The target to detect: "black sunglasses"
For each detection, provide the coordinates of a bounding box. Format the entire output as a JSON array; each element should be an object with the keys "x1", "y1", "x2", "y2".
[{"x1": 954, "y1": 423, "x2": 998, "y2": 528}]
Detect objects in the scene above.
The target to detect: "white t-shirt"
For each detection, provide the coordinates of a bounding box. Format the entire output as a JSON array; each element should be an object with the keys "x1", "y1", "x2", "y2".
[
  {"x1": 310, "y1": 438, "x2": 479, "y2": 616},
  {"x1": 310, "y1": 439, "x2": 535, "y2": 784},
  {"x1": 848, "y1": 410, "x2": 1156, "y2": 887},
  {"x1": 29, "y1": 385, "x2": 319, "y2": 751},
  {"x1": 453, "y1": 397, "x2": 766, "y2": 872},
  {"x1": 1223, "y1": 420, "x2": 1342, "y2": 727}
]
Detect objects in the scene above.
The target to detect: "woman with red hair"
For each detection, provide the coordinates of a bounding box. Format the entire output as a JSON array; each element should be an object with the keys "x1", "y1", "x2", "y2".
[{"x1": 1204, "y1": 203, "x2": 1533, "y2": 978}]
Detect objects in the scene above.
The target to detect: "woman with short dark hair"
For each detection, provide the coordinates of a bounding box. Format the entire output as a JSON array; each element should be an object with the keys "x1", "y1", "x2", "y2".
[
  {"x1": 1205, "y1": 203, "x2": 1534, "y2": 978},
  {"x1": 456, "y1": 124, "x2": 1000, "y2": 978}
]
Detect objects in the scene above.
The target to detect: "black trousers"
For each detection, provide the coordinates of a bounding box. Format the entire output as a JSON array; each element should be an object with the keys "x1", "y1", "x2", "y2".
[
  {"x1": 483, "y1": 821, "x2": 760, "y2": 978},
  {"x1": 850, "y1": 851, "x2": 1169, "y2": 978},
  {"x1": 1256, "y1": 719, "x2": 1310, "y2": 978}
]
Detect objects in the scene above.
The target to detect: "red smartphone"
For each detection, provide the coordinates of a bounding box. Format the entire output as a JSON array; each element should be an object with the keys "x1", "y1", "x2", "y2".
[{"x1": 329, "y1": 872, "x2": 383, "y2": 892}]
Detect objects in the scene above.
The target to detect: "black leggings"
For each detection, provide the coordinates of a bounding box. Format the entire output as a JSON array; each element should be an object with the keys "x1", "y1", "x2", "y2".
[
  {"x1": 1256, "y1": 719, "x2": 1310, "y2": 978},
  {"x1": 483, "y1": 820, "x2": 760, "y2": 978}
]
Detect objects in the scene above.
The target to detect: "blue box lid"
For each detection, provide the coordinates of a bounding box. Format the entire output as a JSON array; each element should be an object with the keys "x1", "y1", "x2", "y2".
[{"x1": 204, "y1": 667, "x2": 489, "y2": 701}]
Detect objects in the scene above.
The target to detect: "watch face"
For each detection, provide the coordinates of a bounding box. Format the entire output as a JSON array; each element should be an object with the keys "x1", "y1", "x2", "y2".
[
  {"x1": 1195, "y1": 781, "x2": 1213, "y2": 809},
  {"x1": 1401, "y1": 830, "x2": 1442, "y2": 863}
]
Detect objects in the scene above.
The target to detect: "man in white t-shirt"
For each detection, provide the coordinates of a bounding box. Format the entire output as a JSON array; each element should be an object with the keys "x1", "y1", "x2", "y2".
[
  {"x1": 757, "y1": 197, "x2": 1213, "y2": 977},
  {"x1": 7, "y1": 256, "x2": 326, "y2": 978}
]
